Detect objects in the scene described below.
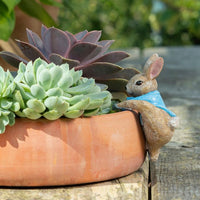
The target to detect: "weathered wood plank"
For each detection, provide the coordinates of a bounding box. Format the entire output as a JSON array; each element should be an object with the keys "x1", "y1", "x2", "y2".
[
  {"x1": 151, "y1": 147, "x2": 200, "y2": 200},
  {"x1": 150, "y1": 105, "x2": 200, "y2": 200},
  {"x1": 149, "y1": 47, "x2": 200, "y2": 200},
  {"x1": 0, "y1": 158, "x2": 149, "y2": 200}
]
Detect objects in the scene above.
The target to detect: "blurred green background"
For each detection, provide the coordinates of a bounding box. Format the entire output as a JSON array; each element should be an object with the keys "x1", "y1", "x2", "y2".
[
  {"x1": 1, "y1": 0, "x2": 200, "y2": 50},
  {"x1": 59, "y1": 0, "x2": 200, "y2": 49}
]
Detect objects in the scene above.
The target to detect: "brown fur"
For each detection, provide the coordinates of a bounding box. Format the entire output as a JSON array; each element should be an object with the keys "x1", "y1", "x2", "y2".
[{"x1": 117, "y1": 54, "x2": 177, "y2": 161}]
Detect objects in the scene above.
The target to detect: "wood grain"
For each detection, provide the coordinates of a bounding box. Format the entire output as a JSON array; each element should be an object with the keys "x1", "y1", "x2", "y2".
[
  {"x1": 148, "y1": 45, "x2": 200, "y2": 200},
  {"x1": 151, "y1": 147, "x2": 200, "y2": 200}
]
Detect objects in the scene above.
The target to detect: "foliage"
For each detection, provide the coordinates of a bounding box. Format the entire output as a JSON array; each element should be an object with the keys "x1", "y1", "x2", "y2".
[
  {"x1": 59, "y1": 0, "x2": 153, "y2": 49},
  {"x1": 14, "y1": 58, "x2": 112, "y2": 120},
  {"x1": 0, "y1": 0, "x2": 61, "y2": 41},
  {"x1": 0, "y1": 67, "x2": 20, "y2": 133},
  {"x1": 59, "y1": 0, "x2": 200, "y2": 48},
  {"x1": 0, "y1": 58, "x2": 113, "y2": 133},
  {"x1": 0, "y1": 26, "x2": 139, "y2": 92},
  {"x1": 150, "y1": 0, "x2": 200, "y2": 46},
  {"x1": 1, "y1": 0, "x2": 200, "y2": 47}
]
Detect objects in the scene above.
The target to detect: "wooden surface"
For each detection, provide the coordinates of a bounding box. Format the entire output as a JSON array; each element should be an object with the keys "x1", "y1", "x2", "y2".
[
  {"x1": 0, "y1": 46, "x2": 200, "y2": 199},
  {"x1": 150, "y1": 98, "x2": 200, "y2": 200}
]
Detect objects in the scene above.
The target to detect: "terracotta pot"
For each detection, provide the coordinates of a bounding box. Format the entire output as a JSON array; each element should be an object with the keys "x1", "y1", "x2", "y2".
[{"x1": 0, "y1": 111, "x2": 146, "y2": 187}]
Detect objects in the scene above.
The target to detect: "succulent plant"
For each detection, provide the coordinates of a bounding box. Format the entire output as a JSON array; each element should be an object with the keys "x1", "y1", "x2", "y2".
[
  {"x1": 0, "y1": 25, "x2": 139, "y2": 92},
  {"x1": 0, "y1": 67, "x2": 20, "y2": 133},
  {"x1": 14, "y1": 58, "x2": 112, "y2": 120}
]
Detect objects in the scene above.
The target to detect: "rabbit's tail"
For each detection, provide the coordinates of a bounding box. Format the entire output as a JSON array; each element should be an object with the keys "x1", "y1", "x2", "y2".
[{"x1": 168, "y1": 117, "x2": 179, "y2": 129}]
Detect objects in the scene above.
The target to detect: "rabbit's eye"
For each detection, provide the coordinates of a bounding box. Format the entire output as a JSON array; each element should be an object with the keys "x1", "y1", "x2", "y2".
[{"x1": 135, "y1": 80, "x2": 143, "y2": 86}]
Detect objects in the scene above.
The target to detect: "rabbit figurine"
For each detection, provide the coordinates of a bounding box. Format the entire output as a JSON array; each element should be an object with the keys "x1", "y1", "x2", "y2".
[{"x1": 117, "y1": 53, "x2": 178, "y2": 161}]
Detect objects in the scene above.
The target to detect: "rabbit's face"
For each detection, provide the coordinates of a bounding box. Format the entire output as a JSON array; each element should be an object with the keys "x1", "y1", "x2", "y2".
[{"x1": 126, "y1": 74, "x2": 158, "y2": 97}]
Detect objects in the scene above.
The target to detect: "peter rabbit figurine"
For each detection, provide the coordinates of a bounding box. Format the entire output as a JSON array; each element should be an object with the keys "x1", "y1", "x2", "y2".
[{"x1": 117, "y1": 54, "x2": 178, "y2": 161}]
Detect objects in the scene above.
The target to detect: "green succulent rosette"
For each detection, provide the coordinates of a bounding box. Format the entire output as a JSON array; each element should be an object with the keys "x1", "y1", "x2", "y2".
[
  {"x1": 0, "y1": 67, "x2": 20, "y2": 134},
  {"x1": 14, "y1": 58, "x2": 112, "y2": 120}
]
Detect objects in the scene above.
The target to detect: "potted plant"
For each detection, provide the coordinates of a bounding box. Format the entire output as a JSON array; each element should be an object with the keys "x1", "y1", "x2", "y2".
[
  {"x1": 0, "y1": 25, "x2": 140, "y2": 93},
  {"x1": 0, "y1": 27, "x2": 146, "y2": 187}
]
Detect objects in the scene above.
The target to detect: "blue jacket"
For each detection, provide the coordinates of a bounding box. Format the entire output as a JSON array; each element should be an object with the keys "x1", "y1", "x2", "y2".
[{"x1": 126, "y1": 90, "x2": 176, "y2": 117}]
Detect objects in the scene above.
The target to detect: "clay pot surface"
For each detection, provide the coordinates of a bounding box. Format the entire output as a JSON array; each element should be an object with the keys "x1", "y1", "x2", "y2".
[{"x1": 0, "y1": 111, "x2": 146, "y2": 186}]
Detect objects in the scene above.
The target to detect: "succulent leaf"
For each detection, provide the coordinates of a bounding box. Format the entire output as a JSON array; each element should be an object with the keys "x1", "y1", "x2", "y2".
[
  {"x1": 43, "y1": 28, "x2": 70, "y2": 57},
  {"x1": 10, "y1": 102, "x2": 20, "y2": 112},
  {"x1": 1, "y1": 115, "x2": 9, "y2": 126},
  {"x1": 69, "y1": 69, "x2": 82, "y2": 84},
  {"x1": 74, "y1": 30, "x2": 88, "y2": 40},
  {"x1": 13, "y1": 58, "x2": 112, "y2": 120},
  {"x1": 19, "y1": 61, "x2": 27, "y2": 73},
  {"x1": 15, "y1": 111, "x2": 26, "y2": 118},
  {"x1": 97, "y1": 78, "x2": 128, "y2": 92},
  {"x1": 44, "y1": 96, "x2": 59, "y2": 110},
  {"x1": 97, "y1": 40, "x2": 114, "y2": 51},
  {"x1": 46, "y1": 88, "x2": 63, "y2": 97},
  {"x1": 0, "y1": 51, "x2": 28, "y2": 68},
  {"x1": 65, "y1": 31, "x2": 77, "y2": 46},
  {"x1": 23, "y1": 108, "x2": 42, "y2": 120},
  {"x1": 81, "y1": 31, "x2": 102, "y2": 43},
  {"x1": 2, "y1": 84, "x2": 14, "y2": 97},
  {"x1": 13, "y1": 90, "x2": 25, "y2": 109},
  {"x1": 15, "y1": 84, "x2": 33, "y2": 101},
  {"x1": 7, "y1": 112, "x2": 15, "y2": 126},
  {"x1": 65, "y1": 78, "x2": 95, "y2": 95},
  {"x1": 49, "y1": 65, "x2": 63, "y2": 87},
  {"x1": 26, "y1": 28, "x2": 48, "y2": 58},
  {"x1": 84, "y1": 108, "x2": 100, "y2": 117},
  {"x1": 27, "y1": 99, "x2": 46, "y2": 113},
  {"x1": 38, "y1": 68, "x2": 52, "y2": 90},
  {"x1": 66, "y1": 95, "x2": 85, "y2": 105},
  {"x1": 86, "y1": 85, "x2": 101, "y2": 93},
  {"x1": 95, "y1": 51, "x2": 129, "y2": 63},
  {"x1": 36, "y1": 63, "x2": 47, "y2": 82},
  {"x1": 68, "y1": 42, "x2": 102, "y2": 63},
  {"x1": 0, "y1": 26, "x2": 133, "y2": 93},
  {"x1": 1, "y1": 99, "x2": 13, "y2": 110},
  {"x1": 81, "y1": 62, "x2": 123, "y2": 78},
  {"x1": 101, "y1": 68, "x2": 140, "y2": 80},
  {"x1": 43, "y1": 110, "x2": 62, "y2": 120},
  {"x1": 16, "y1": 40, "x2": 48, "y2": 62},
  {"x1": 0, "y1": 120, "x2": 5, "y2": 134},
  {"x1": 41, "y1": 24, "x2": 48, "y2": 40},
  {"x1": 86, "y1": 91, "x2": 110, "y2": 101},
  {"x1": 0, "y1": 67, "x2": 20, "y2": 133},
  {"x1": 0, "y1": 67, "x2": 5, "y2": 82},
  {"x1": 33, "y1": 58, "x2": 47, "y2": 78},
  {"x1": 44, "y1": 96, "x2": 69, "y2": 113},
  {"x1": 64, "y1": 110, "x2": 84, "y2": 119},
  {"x1": 24, "y1": 70, "x2": 36, "y2": 86},
  {"x1": 57, "y1": 73, "x2": 73, "y2": 90},
  {"x1": 68, "y1": 98, "x2": 90, "y2": 111},
  {"x1": 49, "y1": 54, "x2": 80, "y2": 67},
  {"x1": 86, "y1": 100, "x2": 104, "y2": 110},
  {"x1": 31, "y1": 84, "x2": 46, "y2": 99},
  {"x1": 59, "y1": 63, "x2": 69, "y2": 72}
]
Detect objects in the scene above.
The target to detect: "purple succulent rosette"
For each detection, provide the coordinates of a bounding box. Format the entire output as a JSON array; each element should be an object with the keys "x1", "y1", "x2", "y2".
[{"x1": 0, "y1": 25, "x2": 139, "y2": 92}]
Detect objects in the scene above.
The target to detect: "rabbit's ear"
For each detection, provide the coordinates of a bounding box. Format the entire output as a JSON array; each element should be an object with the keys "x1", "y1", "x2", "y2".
[
  {"x1": 143, "y1": 53, "x2": 159, "y2": 72},
  {"x1": 146, "y1": 57, "x2": 164, "y2": 80}
]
